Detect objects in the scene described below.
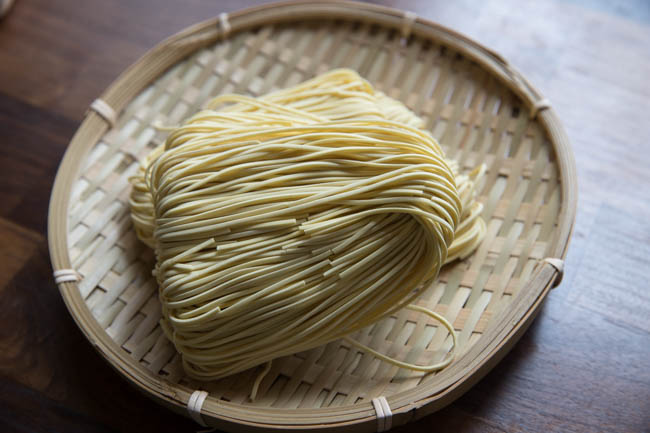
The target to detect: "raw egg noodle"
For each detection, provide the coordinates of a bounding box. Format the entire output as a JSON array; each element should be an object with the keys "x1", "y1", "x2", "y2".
[{"x1": 129, "y1": 69, "x2": 486, "y2": 394}]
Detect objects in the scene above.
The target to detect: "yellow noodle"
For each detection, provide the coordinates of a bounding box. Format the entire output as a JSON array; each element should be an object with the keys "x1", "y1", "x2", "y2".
[{"x1": 129, "y1": 69, "x2": 485, "y2": 386}]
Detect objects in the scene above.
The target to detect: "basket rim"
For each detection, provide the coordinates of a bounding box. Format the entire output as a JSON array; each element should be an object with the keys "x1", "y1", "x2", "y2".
[{"x1": 48, "y1": 1, "x2": 577, "y2": 430}]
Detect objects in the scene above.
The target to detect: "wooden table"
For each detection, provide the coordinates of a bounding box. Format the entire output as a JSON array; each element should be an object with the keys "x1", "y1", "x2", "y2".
[{"x1": 1, "y1": 1, "x2": 648, "y2": 432}]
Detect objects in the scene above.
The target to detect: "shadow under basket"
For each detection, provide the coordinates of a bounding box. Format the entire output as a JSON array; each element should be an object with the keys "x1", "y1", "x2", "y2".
[{"x1": 48, "y1": 1, "x2": 576, "y2": 431}]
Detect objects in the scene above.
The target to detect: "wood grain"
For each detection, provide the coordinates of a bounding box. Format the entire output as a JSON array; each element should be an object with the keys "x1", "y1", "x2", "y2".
[{"x1": 1, "y1": 0, "x2": 649, "y2": 432}]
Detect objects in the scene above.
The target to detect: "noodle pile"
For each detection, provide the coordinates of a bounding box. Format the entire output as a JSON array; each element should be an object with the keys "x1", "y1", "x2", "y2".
[{"x1": 129, "y1": 69, "x2": 485, "y2": 385}]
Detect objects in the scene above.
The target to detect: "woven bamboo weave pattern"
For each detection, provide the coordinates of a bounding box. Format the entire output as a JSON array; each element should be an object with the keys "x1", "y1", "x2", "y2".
[{"x1": 50, "y1": 4, "x2": 574, "y2": 427}]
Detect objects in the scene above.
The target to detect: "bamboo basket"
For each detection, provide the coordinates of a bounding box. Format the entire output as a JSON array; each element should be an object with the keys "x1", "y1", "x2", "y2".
[{"x1": 48, "y1": 1, "x2": 576, "y2": 431}]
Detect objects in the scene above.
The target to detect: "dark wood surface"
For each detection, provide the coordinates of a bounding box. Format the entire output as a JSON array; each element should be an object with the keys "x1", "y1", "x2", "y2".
[{"x1": 1, "y1": 1, "x2": 649, "y2": 432}]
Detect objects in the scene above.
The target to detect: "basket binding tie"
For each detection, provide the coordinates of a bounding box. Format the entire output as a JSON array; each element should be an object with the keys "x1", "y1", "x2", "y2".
[
  {"x1": 401, "y1": 11, "x2": 417, "y2": 38},
  {"x1": 187, "y1": 390, "x2": 213, "y2": 429},
  {"x1": 219, "y1": 12, "x2": 231, "y2": 38},
  {"x1": 372, "y1": 396, "x2": 393, "y2": 432},
  {"x1": 53, "y1": 269, "x2": 81, "y2": 284},
  {"x1": 89, "y1": 99, "x2": 117, "y2": 128},
  {"x1": 543, "y1": 257, "x2": 564, "y2": 288},
  {"x1": 530, "y1": 98, "x2": 551, "y2": 120}
]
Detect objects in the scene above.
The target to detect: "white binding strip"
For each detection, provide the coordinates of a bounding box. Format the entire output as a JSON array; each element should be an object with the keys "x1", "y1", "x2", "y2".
[
  {"x1": 187, "y1": 390, "x2": 209, "y2": 427},
  {"x1": 530, "y1": 98, "x2": 551, "y2": 119},
  {"x1": 89, "y1": 98, "x2": 117, "y2": 127},
  {"x1": 401, "y1": 11, "x2": 417, "y2": 38},
  {"x1": 543, "y1": 257, "x2": 564, "y2": 288},
  {"x1": 219, "y1": 12, "x2": 231, "y2": 37},
  {"x1": 53, "y1": 269, "x2": 81, "y2": 284},
  {"x1": 371, "y1": 396, "x2": 392, "y2": 432}
]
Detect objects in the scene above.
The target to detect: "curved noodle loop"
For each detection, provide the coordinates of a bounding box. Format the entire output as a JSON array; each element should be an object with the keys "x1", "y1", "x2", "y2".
[{"x1": 129, "y1": 69, "x2": 485, "y2": 381}]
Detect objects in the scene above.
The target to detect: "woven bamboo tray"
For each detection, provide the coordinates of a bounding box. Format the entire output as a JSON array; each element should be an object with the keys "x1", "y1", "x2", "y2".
[{"x1": 48, "y1": 1, "x2": 576, "y2": 431}]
